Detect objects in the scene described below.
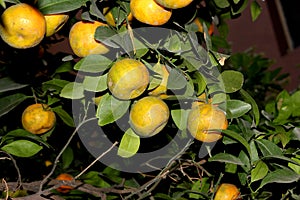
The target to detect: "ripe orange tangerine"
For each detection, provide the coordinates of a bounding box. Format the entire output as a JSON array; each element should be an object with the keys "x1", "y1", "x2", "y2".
[
  {"x1": 44, "y1": 13, "x2": 69, "y2": 37},
  {"x1": 21, "y1": 103, "x2": 56, "y2": 135},
  {"x1": 55, "y1": 173, "x2": 74, "y2": 193},
  {"x1": 69, "y1": 20, "x2": 110, "y2": 57},
  {"x1": 107, "y1": 58, "x2": 150, "y2": 100},
  {"x1": 155, "y1": 0, "x2": 194, "y2": 9},
  {"x1": 129, "y1": 96, "x2": 170, "y2": 137},
  {"x1": 187, "y1": 104, "x2": 228, "y2": 143},
  {"x1": 214, "y1": 183, "x2": 241, "y2": 200},
  {"x1": 130, "y1": 0, "x2": 172, "y2": 26},
  {"x1": 0, "y1": 3, "x2": 46, "y2": 49}
]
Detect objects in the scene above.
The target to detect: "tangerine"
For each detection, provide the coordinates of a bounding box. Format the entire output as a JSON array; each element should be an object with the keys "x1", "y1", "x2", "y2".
[
  {"x1": 44, "y1": 13, "x2": 69, "y2": 37},
  {"x1": 107, "y1": 58, "x2": 149, "y2": 100},
  {"x1": 21, "y1": 103, "x2": 56, "y2": 135},
  {"x1": 69, "y1": 20, "x2": 110, "y2": 57},
  {"x1": 130, "y1": 0, "x2": 172, "y2": 26},
  {"x1": 187, "y1": 103, "x2": 228, "y2": 143},
  {"x1": 55, "y1": 173, "x2": 74, "y2": 193},
  {"x1": 0, "y1": 3, "x2": 46, "y2": 49},
  {"x1": 129, "y1": 96, "x2": 170, "y2": 137},
  {"x1": 214, "y1": 183, "x2": 240, "y2": 200},
  {"x1": 155, "y1": 0, "x2": 194, "y2": 9}
]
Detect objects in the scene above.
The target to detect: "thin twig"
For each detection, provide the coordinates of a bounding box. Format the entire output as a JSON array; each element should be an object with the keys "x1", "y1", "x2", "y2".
[
  {"x1": 74, "y1": 141, "x2": 119, "y2": 179},
  {"x1": 0, "y1": 151, "x2": 22, "y2": 189},
  {"x1": 38, "y1": 117, "x2": 97, "y2": 192}
]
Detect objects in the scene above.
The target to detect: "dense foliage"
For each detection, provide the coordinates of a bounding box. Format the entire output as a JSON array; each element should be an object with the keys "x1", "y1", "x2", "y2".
[{"x1": 0, "y1": 0, "x2": 299, "y2": 199}]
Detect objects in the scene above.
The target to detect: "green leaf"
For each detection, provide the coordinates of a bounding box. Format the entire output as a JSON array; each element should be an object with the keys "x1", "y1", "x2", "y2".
[
  {"x1": 208, "y1": 153, "x2": 244, "y2": 165},
  {"x1": 0, "y1": 77, "x2": 28, "y2": 93},
  {"x1": 82, "y1": 171, "x2": 111, "y2": 188},
  {"x1": 226, "y1": 99, "x2": 251, "y2": 118},
  {"x1": 167, "y1": 68, "x2": 187, "y2": 90},
  {"x1": 38, "y1": 0, "x2": 88, "y2": 14},
  {"x1": 164, "y1": 34, "x2": 182, "y2": 53},
  {"x1": 0, "y1": 0, "x2": 6, "y2": 9},
  {"x1": 288, "y1": 156, "x2": 300, "y2": 174},
  {"x1": 60, "y1": 82, "x2": 84, "y2": 99},
  {"x1": 96, "y1": 93, "x2": 130, "y2": 126},
  {"x1": 89, "y1": 0, "x2": 105, "y2": 20},
  {"x1": 1, "y1": 129, "x2": 51, "y2": 148},
  {"x1": 222, "y1": 129, "x2": 251, "y2": 155},
  {"x1": 251, "y1": 160, "x2": 269, "y2": 183},
  {"x1": 273, "y1": 90, "x2": 292, "y2": 124},
  {"x1": 256, "y1": 139, "x2": 283, "y2": 157},
  {"x1": 95, "y1": 26, "x2": 119, "y2": 48},
  {"x1": 171, "y1": 109, "x2": 190, "y2": 131},
  {"x1": 52, "y1": 106, "x2": 75, "y2": 127},
  {"x1": 42, "y1": 79, "x2": 70, "y2": 93},
  {"x1": 74, "y1": 54, "x2": 112, "y2": 73},
  {"x1": 250, "y1": 1, "x2": 262, "y2": 21},
  {"x1": 54, "y1": 61, "x2": 73, "y2": 74},
  {"x1": 220, "y1": 70, "x2": 244, "y2": 93},
  {"x1": 1, "y1": 140, "x2": 43, "y2": 157},
  {"x1": 214, "y1": 0, "x2": 230, "y2": 8},
  {"x1": 240, "y1": 89, "x2": 260, "y2": 126},
  {"x1": 249, "y1": 140, "x2": 259, "y2": 163},
  {"x1": 83, "y1": 75, "x2": 107, "y2": 92},
  {"x1": 62, "y1": 146, "x2": 74, "y2": 169},
  {"x1": 118, "y1": 128, "x2": 140, "y2": 158},
  {"x1": 291, "y1": 90, "x2": 300, "y2": 117},
  {"x1": 0, "y1": 93, "x2": 31, "y2": 118},
  {"x1": 258, "y1": 168, "x2": 300, "y2": 190}
]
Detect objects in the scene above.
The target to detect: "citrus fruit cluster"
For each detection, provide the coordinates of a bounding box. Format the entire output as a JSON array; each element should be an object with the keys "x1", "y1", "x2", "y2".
[
  {"x1": 0, "y1": 3, "x2": 68, "y2": 49},
  {"x1": 106, "y1": 58, "x2": 170, "y2": 138}
]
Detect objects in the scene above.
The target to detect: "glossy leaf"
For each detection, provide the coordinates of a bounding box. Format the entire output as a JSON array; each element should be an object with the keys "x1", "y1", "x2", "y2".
[
  {"x1": 208, "y1": 153, "x2": 244, "y2": 165},
  {"x1": 288, "y1": 156, "x2": 300, "y2": 174},
  {"x1": 167, "y1": 68, "x2": 187, "y2": 90},
  {"x1": 0, "y1": 93, "x2": 31, "y2": 118},
  {"x1": 222, "y1": 129, "x2": 251, "y2": 155},
  {"x1": 74, "y1": 54, "x2": 112, "y2": 73},
  {"x1": 171, "y1": 109, "x2": 190, "y2": 131},
  {"x1": 96, "y1": 93, "x2": 130, "y2": 126},
  {"x1": 250, "y1": 1, "x2": 262, "y2": 21},
  {"x1": 83, "y1": 75, "x2": 108, "y2": 92},
  {"x1": 226, "y1": 99, "x2": 251, "y2": 118},
  {"x1": 95, "y1": 26, "x2": 119, "y2": 48},
  {"x1": 240, "y1": 89, "x2": 260, "y2": 126},
  {"x1": 291, "y1": 90, "x2": 300, "y2": 117},
  {"x1": 60, "y1": 82, "x2": 84, "y2": 99},
  {"x1": 118, "y1": 128, "x2": 140, "y2": 158},
  {"x1": 214, "y1": 0, "x2": 230, "y2": 8},
  {"x1": 0, "y1": 77, "x2": 28, "y2": 93},
  {"x1": 249, "y1": 140, "x2": 259, "y2": 163},
  {"x1": 273, "y1": 90, "x2": 292, "y2": 124},
  {"x1": 0, "y1": 129, "x2": 51, "y2": 148},
  {"x1": 220, "y1": 70, "x2": 244, "y2": 93},
  {"x1": 251, "y1": 160, "x2": 268, "y2": 183},
  {"x1": 38, "y1": 0, "x2": 88, "y2": 14},
  {"x1": 42, "y1": 78, "x2": 70, "y2": 93},
  {"x1": 1, "y1": 140, "x2": 43, "y2": 157},
  {"x1": 62, "y1": 146, "x2": 74, "y2": 169},
  {"x1": 52, "y1": 106, "x2": 75, "y2": 127},
  {"x1": 256, "y1": 139, "x2": 283, "y2": 157},
  {"x1": 259, "y1": 168, "x2": 300, "y2": 190}
]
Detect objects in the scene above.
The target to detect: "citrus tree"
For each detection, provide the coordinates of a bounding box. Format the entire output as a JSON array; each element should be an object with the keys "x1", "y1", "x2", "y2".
[{"x1": 0, "y1": 0, "x2": 300, "y2": 199}]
